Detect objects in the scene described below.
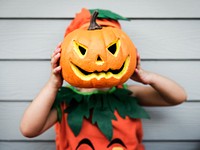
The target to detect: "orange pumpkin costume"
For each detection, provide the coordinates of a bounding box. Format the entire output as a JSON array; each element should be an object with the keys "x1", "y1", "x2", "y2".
[
  {"x1": 53, "y1": 9, "x2": 149, "y2": 150},
  {"x1": 55, "y1": 105, "x2": 144, "y2": 150},
  {"x1": 54, "y1": 86, "x2": 149, "y2": 150}
]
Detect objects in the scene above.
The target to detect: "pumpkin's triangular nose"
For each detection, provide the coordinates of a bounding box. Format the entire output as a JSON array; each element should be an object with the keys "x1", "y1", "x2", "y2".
[
  {"x1": 96, "y1": 55, "x2": 104, "y2": 65},
  {"x1": 97, "y1": 55, "x2": 103, "y2": 61}
]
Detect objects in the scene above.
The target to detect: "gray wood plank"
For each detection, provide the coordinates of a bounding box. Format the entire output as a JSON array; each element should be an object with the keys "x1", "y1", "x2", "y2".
[
  {"x1": 0, "y1": 102, "x2": 199, "y2": 140},
  {"x1": 0, "y1": 141, "x2": 199, "y2": 150},
  {"x1": 0, "y1": 20, "x2": 67, "y2": 59},
  {"x1": 0, "y1": 20, "x2": 200, "y2": 59},
  {"x1": 0, "y1": 61, "x2": 198, "y2": 100},
  {"x1": 0, "y1": 142, "x2": 56, "y2": 150},
  {"x1": 143, "y1": 142, "x2": 200, "y2": 150},
  {"x1": 0, "y1": 102, "x2": 55, "y2": 140},
  {"x1": 143, "y1": 103, "x2": 200, "y2": 140},
  {"x1": 0, "y1": 0, "x2": 200, "y2": 18}
]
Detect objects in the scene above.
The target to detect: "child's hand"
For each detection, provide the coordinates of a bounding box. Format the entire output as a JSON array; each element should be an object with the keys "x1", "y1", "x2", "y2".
[
  {"x1": 130, "y1": 51, "x2": 153, "y2": 85},
  {"x1": 49, "y1": 43, "x2": 63, "y2": 89}
]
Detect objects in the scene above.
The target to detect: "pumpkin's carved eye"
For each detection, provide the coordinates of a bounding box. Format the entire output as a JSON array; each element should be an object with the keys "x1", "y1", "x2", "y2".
[
  {"x1": 73, "y1": 41, "x2": 87, "y2": 58},
  {"x1": 107, "y1": 39, "x2": 120, "y2": 56},
  {"x1": 108, "y1": 43, "x2": 117, "y2": 55},
  {"x1": 78, "y1": 45, "x2": 86, "y2": 55}
]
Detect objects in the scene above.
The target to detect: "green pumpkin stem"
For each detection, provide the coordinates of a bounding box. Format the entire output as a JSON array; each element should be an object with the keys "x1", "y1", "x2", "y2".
[{"x1": 88, "y1": 11, "x2": 102, "y2": 30}]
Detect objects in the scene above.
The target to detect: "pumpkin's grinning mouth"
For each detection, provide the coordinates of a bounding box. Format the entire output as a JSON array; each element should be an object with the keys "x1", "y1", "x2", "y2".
[
  {"x1": 70, "y1": 56, "x2": 130, "y2": 80},
  {"x1": 74, "y1": 62, "x2": 125, "y2": 76}
]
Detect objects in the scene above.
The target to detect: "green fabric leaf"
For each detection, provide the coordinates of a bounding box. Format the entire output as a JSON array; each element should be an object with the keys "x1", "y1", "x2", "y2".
[
  {"x1": 67, "y1": 100, "x2": 90, "y2": 136},
  {"x1": 89, "y1": 9, "x2": 128, "y2": 20},
  {"x1": 56, "y1": 105, "x2": 62, "y2": 123},
  {"x1": 64, "y1": 100, "x2": 78, "y2": 114},
  {"x1": 96, "y1": 113, "x2": 113, "y2": 140},
  {"x1": 128, "y1": 98, "x2": 150, "y2": 119},
  {"x1": 67, "y1": 109, "x2": 83, "y2": 136},
  {"x1": 92, "y1": 107, "x2": 116, "y2": 140},
  {"x1": 110, "y1": 96, "x2": 127, "y2": 118}
]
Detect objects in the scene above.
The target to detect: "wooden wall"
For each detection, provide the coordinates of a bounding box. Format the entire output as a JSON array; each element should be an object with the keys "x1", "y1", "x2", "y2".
[{"x1": 0, "y1": 0, "x2": 200, "y2": 149}]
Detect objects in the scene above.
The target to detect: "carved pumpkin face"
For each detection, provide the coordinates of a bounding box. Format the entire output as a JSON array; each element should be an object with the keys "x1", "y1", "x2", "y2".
[{"x1": 60, "y1": 12, "x2": 137, "y2": 88}]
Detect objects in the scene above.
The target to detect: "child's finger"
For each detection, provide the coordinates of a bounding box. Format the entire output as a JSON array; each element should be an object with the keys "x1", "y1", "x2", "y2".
[
  {"x1": 51, "y1": 53, "x2": 60, "y2": 68},
  {"x1": 54, "y1": 52, "x2": 60, "y2": 61},
  {"x1": 136, "y1": 52, "x2": 141, "y2": 69},
  {"x1": 51, "y1": 47, "x2": 61, "y2": 59},
  {"x1": 56, "y1": 42, "x2": 62, "y2": 48},
  {"x1": 55, "y1": 47, "x2": 61, "y2": 53},
  {"x1": 53, "y1": 66, "x2": 62, "y2": 74},
  {"x1": 54, "y1": 47, "x2": 61, "y2": 54}
]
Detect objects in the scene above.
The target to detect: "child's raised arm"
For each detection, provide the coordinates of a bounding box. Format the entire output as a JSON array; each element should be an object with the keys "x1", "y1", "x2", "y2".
[
  {"x1": 20, "y1": 45, "x2": 62, "y2": 137},
  {"x1": 128, "y1": 52, "x2": 187, "y2": 106}
]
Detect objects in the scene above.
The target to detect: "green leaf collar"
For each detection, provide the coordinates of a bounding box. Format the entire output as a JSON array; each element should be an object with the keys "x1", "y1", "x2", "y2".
[{"x1": 53, "y1": 86, "x2": 150, "y2": 140}]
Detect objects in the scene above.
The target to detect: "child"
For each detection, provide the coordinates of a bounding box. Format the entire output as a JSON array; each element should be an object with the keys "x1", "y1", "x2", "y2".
[{"x1": 20, "y1": 9, "x2": 187, "y2": 150}]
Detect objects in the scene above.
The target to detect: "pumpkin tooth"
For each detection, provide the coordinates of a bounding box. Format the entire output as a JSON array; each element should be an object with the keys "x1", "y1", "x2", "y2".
[
  {"x1": 75, "y1": 65, "x2": 93, "y2": 75},
  {"x1": 70, "y1": 56, "x2": 130, "y2": 81}
]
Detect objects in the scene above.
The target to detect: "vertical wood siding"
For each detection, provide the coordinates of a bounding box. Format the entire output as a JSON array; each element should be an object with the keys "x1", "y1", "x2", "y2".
[{"x1": 0, "y1": 0, "x2": 200, "y2": 149}]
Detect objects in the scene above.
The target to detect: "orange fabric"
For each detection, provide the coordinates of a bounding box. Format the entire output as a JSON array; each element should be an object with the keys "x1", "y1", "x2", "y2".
[
  {"x1": 64, "y1": 8, "x2": 91, "y2": 36},
  {"x1": 55, "y1": 104, "x2": 144, "y2": 150}
]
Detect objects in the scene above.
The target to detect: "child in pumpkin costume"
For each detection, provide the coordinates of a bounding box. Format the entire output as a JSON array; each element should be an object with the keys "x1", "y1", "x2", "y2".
[{"x1": 20, "y1": 8, "x2": 187, "y2": 150}]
